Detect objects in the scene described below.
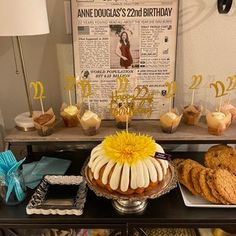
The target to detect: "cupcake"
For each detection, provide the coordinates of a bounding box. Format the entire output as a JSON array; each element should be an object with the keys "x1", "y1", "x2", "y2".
[
  {"x1": 221, "y1": 103, "x2": 236, "y2": 121},
  {"x1": 183, "y1": 105, "x2": 203, "y2": 125},
  {"x1": 160, "y1": 109, "x2": 182, "y2": 133},
  {"x1": 33, "y1": 108, "x2": 55, "y2": 136},
  {"x1": 206, "y1": 110, "x2": 232, "y2": 136},
  {"x1": 115, "y1": 103, "x2": 133, "y2": 129},
  {"x1": 60, "y1": 103, "x2": 80, "y2": 127},
  {"x1": 79, "y1": 110, "x2": 101, "y2": 136}
]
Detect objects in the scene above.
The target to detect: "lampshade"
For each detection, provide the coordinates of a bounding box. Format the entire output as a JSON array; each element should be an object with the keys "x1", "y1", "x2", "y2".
[{"x1": 0, "y1": 0, "x2": 49, "y2": 36}]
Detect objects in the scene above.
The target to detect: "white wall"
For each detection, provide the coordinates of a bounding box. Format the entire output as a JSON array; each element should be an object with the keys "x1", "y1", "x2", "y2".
[
  {"x1": 176, "y1": 0, "x2": 236, "y2": 111},
  {"x1": 0, "y1": 0, "x2": 236, "y2": 132},
  {"x1": 0, "y1": 0, "x2": 73, "y2": 129}
]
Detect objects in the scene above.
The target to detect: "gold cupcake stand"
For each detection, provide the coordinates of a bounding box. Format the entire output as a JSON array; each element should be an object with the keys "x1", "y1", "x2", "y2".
[{"x1": 82, "y1": 160, "x2": 177, "y2": 214}]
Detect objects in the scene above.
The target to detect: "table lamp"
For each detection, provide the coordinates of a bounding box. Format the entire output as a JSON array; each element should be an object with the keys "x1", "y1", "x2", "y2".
[{"x1": 0, "y1": 0, "x2": 50, "y2": 131}]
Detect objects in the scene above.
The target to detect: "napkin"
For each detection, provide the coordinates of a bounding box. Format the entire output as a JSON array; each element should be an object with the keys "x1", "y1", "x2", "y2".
[{"x1": 23, "y1": 156, "x2": 71, "y2": 189}]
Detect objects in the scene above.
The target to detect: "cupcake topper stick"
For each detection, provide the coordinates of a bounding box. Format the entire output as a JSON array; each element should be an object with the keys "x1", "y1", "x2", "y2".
[
  {"x1": 164, "y1": 81, "x2": 176, "y2": 112},
  {"x1": 210, "y1": 80, "x2": 228, "y2": 112},
  {"x1": 226, "y1": 75, "x2": 236, "y2": 103},
  {"x1": 77, "y1": 79, "x2": 92, "y2": 110},
  {"x1": 126, "y1": 112, "x2": 129, "y2": 132},
  {"x1": 65, "y1": 76, "x2": 76, "y2": 106},
  {"x1": 189, "y1": 75, "x2": 202, "y2": 105},
  {"x1": 30, "y1": 81, "x2": 46, "y2": 114}
]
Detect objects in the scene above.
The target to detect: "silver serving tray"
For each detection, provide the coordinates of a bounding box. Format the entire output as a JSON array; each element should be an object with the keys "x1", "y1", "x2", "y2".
[{"x1": 26, "y1": 175, "x2": 87, "y2": 215}]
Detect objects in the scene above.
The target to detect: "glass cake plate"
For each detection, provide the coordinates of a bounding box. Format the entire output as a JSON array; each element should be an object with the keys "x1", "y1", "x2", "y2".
[{"x1": 81, "y1": 158, "x2": 177, "y2": 214}]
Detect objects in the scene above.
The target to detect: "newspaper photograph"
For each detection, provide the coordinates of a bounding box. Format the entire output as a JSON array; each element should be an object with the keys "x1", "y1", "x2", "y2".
[{"x1": 72, "y1": 0, "x2": 179, "y2": 119}]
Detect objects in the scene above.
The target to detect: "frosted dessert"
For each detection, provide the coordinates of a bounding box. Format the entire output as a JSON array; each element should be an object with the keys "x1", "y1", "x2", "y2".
[
  {"x1": 160, "y1": 110, "x2": 182, "y2": 133},
  {"x1": 88, "y1": 131, "x2": 169, "y2": 195},
  {"x1": 33, "y1": 108, "x2": 55, "y2": 136},
  {"x1": 60, "y1": 104, "x2": 80, "y2": 127},
  {"x1": 206, "y1": 110, "x2": 232, "y2": 136},
  {"x1": 114, "y1": 103, "x2": 133, "y2": 129},
  {"x1": 221, "y1": 103, "x2": 236, "y2": 121},
  {"x1": 79, "y1": 110, "x2": 101, "y2": 136},
  {"x1": 183, "y1": 105, "x2": 203, "y2": 125}
]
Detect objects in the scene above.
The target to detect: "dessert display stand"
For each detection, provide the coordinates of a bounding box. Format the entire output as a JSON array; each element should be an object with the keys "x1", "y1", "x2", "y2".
[{"x1": 2, "y1": 120, "x2": 236, "y2": 236}]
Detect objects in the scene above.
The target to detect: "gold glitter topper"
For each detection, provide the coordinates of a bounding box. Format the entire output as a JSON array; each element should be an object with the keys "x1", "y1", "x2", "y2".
[
  {"x1": 77, "y1": 79, "x2": 92, "y2": 99},
  {"x1": 210, "y1": 80, "x2": 228, "y2": 98},
  {"x1": 109, "y1": 77, "x2": 154, "y2": 118},
  {"x1": 30, "y1": 81, "x2": 46, "y2": 113}
]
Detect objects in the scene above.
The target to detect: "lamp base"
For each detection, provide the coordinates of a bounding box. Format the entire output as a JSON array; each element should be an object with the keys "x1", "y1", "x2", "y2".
[{"x1": 15, "y1": 112, "x2": 35, "y2": 132}]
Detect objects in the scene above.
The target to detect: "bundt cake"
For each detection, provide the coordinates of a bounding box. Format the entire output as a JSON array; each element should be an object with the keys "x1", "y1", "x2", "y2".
[{"x1": 88, "y1": 131, "x2": 169, "y2": 195}]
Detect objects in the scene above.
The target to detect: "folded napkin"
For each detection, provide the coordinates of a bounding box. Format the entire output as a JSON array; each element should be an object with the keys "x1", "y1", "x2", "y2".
[{"x1": 23, "y1": 156, "x2": 71, "y2": 189}]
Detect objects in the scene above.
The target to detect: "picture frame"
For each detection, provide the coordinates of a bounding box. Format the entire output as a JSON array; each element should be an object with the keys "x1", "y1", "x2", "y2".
[{"x1": 71, "y1": 0, "x2": 179, "y2": 119}]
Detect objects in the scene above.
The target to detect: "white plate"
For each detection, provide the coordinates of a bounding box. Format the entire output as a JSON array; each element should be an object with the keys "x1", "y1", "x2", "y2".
[{"x1": 178, "y1": 184, "x2": 236, "y2": 208}]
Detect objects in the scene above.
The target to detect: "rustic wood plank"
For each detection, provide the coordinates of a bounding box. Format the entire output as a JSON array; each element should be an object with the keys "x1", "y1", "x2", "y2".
[{"x1": 4, "y1": 119, "x2": 236, "y2": 144}]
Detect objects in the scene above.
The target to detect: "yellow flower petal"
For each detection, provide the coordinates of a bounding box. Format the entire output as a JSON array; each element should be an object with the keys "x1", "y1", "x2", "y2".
[{"x1": 102, "y1": 131, "x2": 156, "y2": 165}]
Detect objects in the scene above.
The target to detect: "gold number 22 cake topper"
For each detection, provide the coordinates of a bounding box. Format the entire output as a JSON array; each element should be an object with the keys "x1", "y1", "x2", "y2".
[
  {"x1": 77, "y1": 79, "x2": 93, "y2": 110},
  {"x1": 110, "y1": 76, "x2": 154, "y2": 119},
  {"x1": 30, "y1": 81, "x2": 46, "y2": 114},
  {"x1": 188, "y1": 75, "x2": 203, "y2": 105},
  {"x1": 226, "y1": 75, "x2": 236, "y2": 91},
  {"x1": 210, "y1": 80, "x2": 228, "y2": 112},
  {"x1": 117, "y1": 76, "x2": 129, "y2": 93},
  {"x1": 164, "y1": 81, "x2": 176, "y2": 113},
  {"x1": 64, "y1": 76, "x2": 76, "y2": 106}
]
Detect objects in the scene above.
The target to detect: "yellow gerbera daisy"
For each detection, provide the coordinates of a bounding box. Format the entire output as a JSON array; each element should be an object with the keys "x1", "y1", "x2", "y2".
[{"x1": 103, "y1": 131, "x2": 156, "y2": 165}]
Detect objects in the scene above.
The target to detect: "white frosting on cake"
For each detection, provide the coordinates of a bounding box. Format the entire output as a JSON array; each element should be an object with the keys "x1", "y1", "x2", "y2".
[{"x1": 88, "y1": 142, "x2": 169, "y2": 192}]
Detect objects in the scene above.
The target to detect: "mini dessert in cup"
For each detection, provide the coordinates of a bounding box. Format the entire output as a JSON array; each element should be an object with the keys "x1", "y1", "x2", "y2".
[
  {"x1": 33, "y1": 108, "x2": 55, "y2": 136},
  {"x1": 79, "y1": 110, "x2": 101, "y2": 136},
  {"x1": 221, "y1": 102, "x2": 236, "y2": 121},
  {"x1": 60, "y1": 103, "x2": 80, "y2": 127},
  {"x1": 160, "y1": 109, "x2": 182, "y2": 133},
  {"x1": 206, "y1": 109, "x2": 231, "y2": 136},
  {"x1": 115, "y1": 103, "x2": 133, "y2": 129},
  {"x1": 183, "y1": 104, "x2": 203, "y2": 125}
]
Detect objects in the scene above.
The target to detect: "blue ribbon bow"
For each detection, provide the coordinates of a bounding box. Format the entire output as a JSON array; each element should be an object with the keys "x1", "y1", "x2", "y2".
[{"x1": 0, "y1": 151, "x2": 26, "y2": 203}]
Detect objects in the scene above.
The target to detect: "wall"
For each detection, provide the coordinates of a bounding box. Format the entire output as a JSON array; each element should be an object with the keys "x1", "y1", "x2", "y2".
[
  {"x1": 0, "y1": 0, "x2": 73, "y2": 131},
  {"x1": 176, "y1": 0, "x2": 236, "y2": 110},
  {"x1": 0, "y1": 0, "x2": 236, "y2": 145}
]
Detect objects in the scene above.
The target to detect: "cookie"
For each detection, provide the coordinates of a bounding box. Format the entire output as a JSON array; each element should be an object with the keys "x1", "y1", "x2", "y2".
[
  {"x1": 205, "y1": 170, "x2": 230, "y2": 204},
  {"x1": 190, "y1": 165, "x2": 205, "y2": 195},
  {"x1": 177, "y1": 159, "x2": 202, "y2": 195},
  {"x1": 204, "y1": 144, "x2": 236, "y2": 175},
  {"x1": 213, "y1": 169, "x2": 236, "y2": 204},
  {"x1": 173, "y1": 158, "x2": 185, "y2": 168},
  {"x1": 199, "y1": 169, "x2": 221, "y2": 204}
]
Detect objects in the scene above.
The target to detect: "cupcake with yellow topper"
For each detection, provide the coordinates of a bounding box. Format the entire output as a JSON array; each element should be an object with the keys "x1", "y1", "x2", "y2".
[
  {"x1": 87, "y1": 131, "x2": 170, "y2": 195},
  {"x1": 30, "y1": 81, "x2": 55, "y2": 136},
  {"x1": 77, "y1": 78, "x2": 101, "y2": 135},
  {"x1": 61, "y1": 76, "x2": 80, "y2": 127},
  {"x1": 160, "y1": 81, "x2": 182, "y2": 133},
  {"x1": 206, "y1": 80, "x2": 232, "y2": 136},
  {"x1": 60, "y1": 103, "x2": 80, "y2": 127},
  {"x1": 183, "y1": 75, "x2": 203, "y2": 125},
  {"x1": 221, "y1": 75, "x2": 236, "y2": 122}
]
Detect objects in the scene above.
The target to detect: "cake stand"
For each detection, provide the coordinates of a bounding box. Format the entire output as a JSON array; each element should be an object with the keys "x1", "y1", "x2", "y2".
[{"x1": 82, "y1": 160, "x2": 177, "y2": 214}]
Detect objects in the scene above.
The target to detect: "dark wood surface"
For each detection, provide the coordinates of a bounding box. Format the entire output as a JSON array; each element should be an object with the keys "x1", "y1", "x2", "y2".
[
  {"x1": 5, "y1": 120, "x2": 236, "y2": 145},
  {"x1": 0, "y1": 151, "x2": 235, "y2": 229}
]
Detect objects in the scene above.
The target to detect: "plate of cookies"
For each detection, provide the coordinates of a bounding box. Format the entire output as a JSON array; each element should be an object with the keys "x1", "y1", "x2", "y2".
[{"x1": 174, "y1": 144, "x2": 236, "y2": 207}]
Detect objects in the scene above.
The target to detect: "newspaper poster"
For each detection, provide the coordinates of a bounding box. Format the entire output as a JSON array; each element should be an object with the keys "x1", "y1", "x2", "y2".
[{"x1": 72, "y1": 0, "x2": 179, "y2": 119}]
